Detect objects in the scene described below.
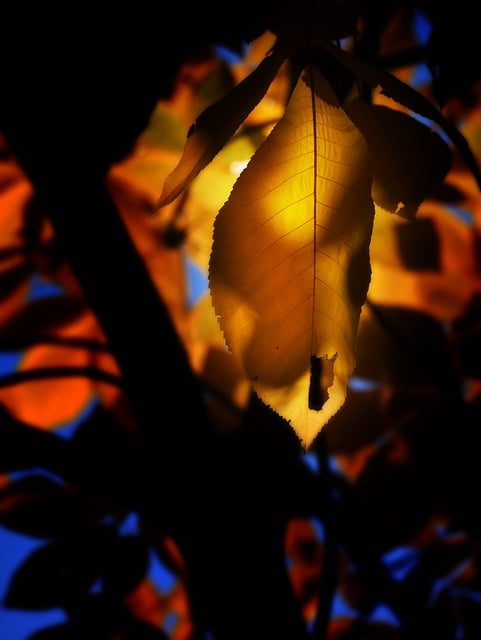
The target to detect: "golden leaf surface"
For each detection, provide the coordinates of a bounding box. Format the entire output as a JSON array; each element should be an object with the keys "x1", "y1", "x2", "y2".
[{"x1": 209, "y1": 66, "x2": 375, "y2": 449}]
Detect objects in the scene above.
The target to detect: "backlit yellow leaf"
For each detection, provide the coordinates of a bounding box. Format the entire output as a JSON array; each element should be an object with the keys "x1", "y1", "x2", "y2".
[{"x1": 209, "y1": 66, "x2": 375, "y2": 449}]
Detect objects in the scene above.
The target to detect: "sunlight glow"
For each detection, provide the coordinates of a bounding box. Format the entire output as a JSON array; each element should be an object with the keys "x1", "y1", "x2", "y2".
[{"x1": 229, "y1": 159, "x2": 249, "y2": 176}]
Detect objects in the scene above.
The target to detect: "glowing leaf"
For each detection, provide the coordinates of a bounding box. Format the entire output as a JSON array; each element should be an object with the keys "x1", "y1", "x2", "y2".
[
  {"x1": 0, "y1": 312, "x2": 121, "y2": 431},
  {"x1": 209, "y1": 66, "x2": 375, "y2": 449},
  {"x1": 344, "y1": 100, "x2": 452, "y2": 220},
  {"x1": 155, "y1": 41, "x2": 288, "y2": 209}
]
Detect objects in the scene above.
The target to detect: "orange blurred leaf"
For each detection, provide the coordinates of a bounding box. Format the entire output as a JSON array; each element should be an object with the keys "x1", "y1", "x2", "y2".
[{"x1": 0, "y1": 313, "x2": 121, "y2": 430}]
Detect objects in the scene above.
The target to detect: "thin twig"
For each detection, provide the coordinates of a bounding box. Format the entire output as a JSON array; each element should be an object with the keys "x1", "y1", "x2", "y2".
[
  {"x1": 0, "y1": 334, "x2": 111, "y2": 352},
  {"x1": 0, "y1": 366, "x2": 123, "y2": 388},
  {"x1": 311, "y1": 432, "x2": 340, "y2": 638}
]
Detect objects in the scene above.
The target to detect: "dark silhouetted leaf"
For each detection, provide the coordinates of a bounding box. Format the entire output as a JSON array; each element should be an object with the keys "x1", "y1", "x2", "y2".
[
  {"x1": 452, "y1": 294, "x2": 481, "y2": 379},
  {"x1": 323, "y1": 387, "x2": 387, "y2": 453},
  {"x1": 0, "y1": 405, "x2": 71, "y2": 475},
  {"x1": 28, "y1": 623, "x2": 83, "y2": 640},
  {"x1": 101, "y1": 536, "x2": 150, "y2": 596},
  {"x1": 4, "y1": 531, "x2": 109, "y2": 610},
  {"x1": 430, "y1": 181, "x2": 466, "y2": 205},
  {"x1": 123, "y1": 620, "x2": 170, "y2": 640},
  {"x1": 155, "y1": 39, "x2": 288, "y2": 208},
  {"x1": 426, "y1": 12, "x2": 481, "y2": 107},
  {"x1": 0, "y1": 296, "x2": 87, "y2": 338},
  {"x1": 344, "y1": 100, "x2": 452, "y2": 220},
  {"x1": 0, "y1": 262, "x2": 31, "y2": 303},
  {"x1": 71, "y1": 406, "x2": 143, "y2": 507},
  {"x1": 355, "y1": 304, "x2": 460, "y2": 391},
  {"x1": 28, "y1": 591, "x2": 170, "y2": 639},
  {"x1": 0, "y1": 474, "x2": 101, "y2": 538},
  {"x1": 321, "y1": 40, "x2": 481, "y2": 192}
]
